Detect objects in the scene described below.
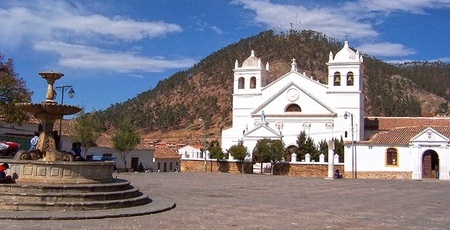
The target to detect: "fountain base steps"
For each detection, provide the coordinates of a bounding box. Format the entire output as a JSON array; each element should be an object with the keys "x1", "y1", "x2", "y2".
[{"x1": 0, "y1": 179, "x2": 151, "y2": 211}]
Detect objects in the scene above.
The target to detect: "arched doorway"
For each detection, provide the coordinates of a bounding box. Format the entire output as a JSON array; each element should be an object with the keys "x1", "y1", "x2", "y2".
[{"x1": 422, "y1": 150, "x2": 439, "y2": 179}]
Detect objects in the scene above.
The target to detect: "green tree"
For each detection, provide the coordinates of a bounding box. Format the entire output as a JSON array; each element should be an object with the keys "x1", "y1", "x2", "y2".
[
  {"x1": 112, "y1": 118, "x2": 141, "y2": 170},
  {"x1": 333, "y1": 137, "x2": 345, "y2": 162},
  {"x1": 296, "y1": 131, "x2": 319, "y2": 161},
  {"x1": 227, "y1": 143, "x2": 248, "y2": 173},
  {"x1": 71, "y1": 110, "x2": 103, "y2": 157},
  {"x1": 318, "y1": 139, "x2": 328, "y2": 161},
  {"x1": 208, "y1": 140, "x2": 224, "y2": 160},
  {"x1": 306, "y1": 137, "x2": 319, "y2": 161},
  {"x1": 295, "y1": 131, "x2": 307, "y2": 160},
  {"x1": 254, "y1": 138, "x2": 285, "y2": 174},
  {"x1": 0, "y1": 55, "x2": 31, "y2": 124}
]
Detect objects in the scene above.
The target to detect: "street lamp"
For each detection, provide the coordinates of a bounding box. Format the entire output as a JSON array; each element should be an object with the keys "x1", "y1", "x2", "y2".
[
  {"x1": 344, "y1": 111, "x2": 355, "y2": 179},
  {"x1": 199, "y1": 118, "x2": 207, "y2": 172},
  {"x1": 55, "y1": 85, "x2": 75, "y2": 136}
]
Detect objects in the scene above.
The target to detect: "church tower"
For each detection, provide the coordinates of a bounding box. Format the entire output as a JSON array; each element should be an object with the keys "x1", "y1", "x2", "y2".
[
  {"x1": 327, "y1": 41, "x2": 365, "y2": 141},
  {"x1": 232, "y1": 50, "x2": 270, "y2": 129}
]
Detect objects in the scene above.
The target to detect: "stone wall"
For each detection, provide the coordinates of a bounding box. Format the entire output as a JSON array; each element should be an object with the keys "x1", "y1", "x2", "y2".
[
  {"x1": 181, "y1": 159, "x2": 253, "y2": 174},
  {"x1": 181, "y1": 159, "x2": 344, "y2": 177},
  {"x1": 350, "y1": 171, "x2": 413, "y2": 180}
]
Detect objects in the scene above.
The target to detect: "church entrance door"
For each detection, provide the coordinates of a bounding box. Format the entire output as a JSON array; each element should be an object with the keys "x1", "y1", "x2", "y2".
[{"x1": 422, "y1": 150, "x2": 439, "y2": 179}]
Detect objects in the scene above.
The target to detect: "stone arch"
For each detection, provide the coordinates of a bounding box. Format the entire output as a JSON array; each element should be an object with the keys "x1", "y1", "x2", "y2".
[
  {"x1": 238, "y1": 77, "x2": 245, "y2": 89},
  {"x1": 347, "y1": 71, "x2": 354, "y2": 86},
  {"x1": 422, "y1": 149, "x2": 439, "y2": 179},
  {"x1": 333, "y1": 72, "x2": 341, "y2": 86},
  {"x1": 285, "y1": 145, "x2": 297, "y2": 162},
  {"x1": 250, "y1": 76, "x2": 256, "y2": 89},
  {"x1": 285, "y1": 103, "x2": 301, "y2": 112}
]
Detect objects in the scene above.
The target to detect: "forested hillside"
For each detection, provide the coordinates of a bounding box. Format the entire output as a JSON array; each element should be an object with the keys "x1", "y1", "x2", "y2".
[{"x1": 93, "y1": 30, "x2": 450, "y2": 142}]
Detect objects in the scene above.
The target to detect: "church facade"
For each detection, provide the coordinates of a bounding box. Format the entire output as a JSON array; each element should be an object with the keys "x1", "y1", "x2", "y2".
[{"x1": 221, "y1": 41, "x2": 364, "y2": 161}]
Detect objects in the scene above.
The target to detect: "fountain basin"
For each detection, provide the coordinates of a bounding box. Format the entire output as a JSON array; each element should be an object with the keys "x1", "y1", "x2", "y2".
[
  {"x1": 3, "y1": 160, "x2": 115, "y2": 184},
  {"x1": 16, "y1": 102, "x2": 82, "y2": 116}
]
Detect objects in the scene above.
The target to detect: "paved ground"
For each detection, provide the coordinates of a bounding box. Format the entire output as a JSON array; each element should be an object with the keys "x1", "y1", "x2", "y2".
[{"x1": 2, "y1": 172, "x2": 450, "y2": 229}]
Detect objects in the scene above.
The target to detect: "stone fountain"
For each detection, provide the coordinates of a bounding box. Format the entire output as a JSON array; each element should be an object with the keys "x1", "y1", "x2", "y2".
[
  {"x1": 0, "y1": 71, "x2": 164, "y2": 218},
  {"x1": 16, "y1": 71, "x2": 81, "y2": 162}
]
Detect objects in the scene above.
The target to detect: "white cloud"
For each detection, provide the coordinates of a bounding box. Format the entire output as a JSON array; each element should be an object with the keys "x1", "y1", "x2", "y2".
[
  {"x1": 358, "y1": 0, "x2": 450, "y2": 13},
  {"x1": 233, "y1": 0, "x2": 450, "y2": 59},
  {"x1": 34, "y1": 41, "x2": 196, "y2": 73},
  {"x1": 0, "y1": 1, "x2": 182, "y2": 46},
  {"x1": 234, "y1": 0, "x2": 378, "y2": 39},
  {"x1": 357, "y1": 42, "x2": 416, "y2": 57}
]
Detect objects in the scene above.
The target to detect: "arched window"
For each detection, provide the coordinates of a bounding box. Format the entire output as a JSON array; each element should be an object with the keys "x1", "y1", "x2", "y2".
[
  {"x1": 285, "y1": 104, "x2": 301, "y2": 112},
  {"x1": 334, "y1": 72, "x2": 341, "y2": 86},
  {"x1": 347, "y1": 72, "x2": 354, "y2": 86},
  {"x1": 386, "y1": 148, "x2": 398, "y2": 166},
  {"x1": 250, "y1": 77, "x2": 256, "y2": 89},
  {"x1": 238, "y1": 77, "x2": 245, "y2": 89}
]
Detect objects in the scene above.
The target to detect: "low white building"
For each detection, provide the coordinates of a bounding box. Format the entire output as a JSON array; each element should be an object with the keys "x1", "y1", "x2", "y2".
[
  {"x1": 178, "y1": 144, "x2": 205, "y2": 159},
  {"x1": 346, "y1": 126, "x2": 449, "y2": 180}
]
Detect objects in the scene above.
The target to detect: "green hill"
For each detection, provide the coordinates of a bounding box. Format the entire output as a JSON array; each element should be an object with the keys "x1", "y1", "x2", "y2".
[{"x1": 93, "y1": 30, "x2": 450, "y2": 142}]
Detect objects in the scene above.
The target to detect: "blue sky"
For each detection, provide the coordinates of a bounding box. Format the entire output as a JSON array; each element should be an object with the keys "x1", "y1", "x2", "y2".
[{"x1": 1, "y1": 0, "x2": 449, "y2": 113}]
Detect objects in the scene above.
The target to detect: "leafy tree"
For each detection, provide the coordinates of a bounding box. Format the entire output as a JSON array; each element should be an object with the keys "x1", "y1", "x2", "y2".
[
  {"x1": 0, "y1": 55, "x2": 31, "y2": 124},
  {"x1": 208, "y1": 139, "x2": 224, "y2": 160},
  {"x1": 71, "y1": 110, "x2": 103, "y2": 157},
  {"x1": 254, "y1": 138, "x2": 285, "y2": 174},
  {"x1": 227, "y1": 143, "x2": 248, "y2": 173},
  {"x1": 112, "y1": 118, "x2": 141, "y2": 170}
]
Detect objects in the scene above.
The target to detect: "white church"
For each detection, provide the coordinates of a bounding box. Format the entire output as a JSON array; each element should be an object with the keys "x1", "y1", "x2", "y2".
[
  {"x1": 221, "y1": 41, "x2": 364, "y2": 160},
  {"x1": 221, "y1": 41, "x2": 450, "y2": 180}
]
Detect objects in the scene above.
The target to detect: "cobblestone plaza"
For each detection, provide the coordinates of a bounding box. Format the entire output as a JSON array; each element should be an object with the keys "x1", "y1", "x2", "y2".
[{"x1": 3, "y1": 172, "x2": 450, "y2": 229}]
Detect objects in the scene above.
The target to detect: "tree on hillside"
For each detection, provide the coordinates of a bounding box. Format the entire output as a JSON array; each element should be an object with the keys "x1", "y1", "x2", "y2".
[
  {"x1": 112, "y1": 118, "x2": 141, "y2": 171},
  {"x1": 71, "y1": 110, "x2": 103, "y2": 157},
  {"x1": 253, "y1": 138, "x2": 285, "y2": 175},
  {"x1": 227, "y1": 143, "x2": 248, "y2": 174},
  {"x1": 0, "y1": 55, "x2": 32, "y2": 124}
]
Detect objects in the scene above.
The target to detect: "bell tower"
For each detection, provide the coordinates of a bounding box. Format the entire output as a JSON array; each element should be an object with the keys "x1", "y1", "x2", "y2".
[
  {"x1": 327, "y1": 41, "x2": 365, "y2": 141},
  {"x1": 232, "y1": 50, "x2": 270, "y2": 128}
]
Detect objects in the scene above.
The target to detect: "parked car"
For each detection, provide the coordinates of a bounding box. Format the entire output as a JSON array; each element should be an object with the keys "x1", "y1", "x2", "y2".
[{"x1": 0, "y1": 141, "x2": 20, "y2": 157}]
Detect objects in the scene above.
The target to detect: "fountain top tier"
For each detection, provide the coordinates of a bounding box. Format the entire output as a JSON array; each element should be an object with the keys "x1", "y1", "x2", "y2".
[{"x1": 16, "y1": 71, "x2": 81, "y2": 116}]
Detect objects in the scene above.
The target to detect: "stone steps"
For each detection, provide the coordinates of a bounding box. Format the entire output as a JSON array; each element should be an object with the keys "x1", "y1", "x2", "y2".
[
  {"x1": 1, "y1": 187, "x2": 142, "y2": 202},
  {"x1": 0, "y1": 179, "x2": 131, "y2": 193},
  {"x1": 0, "y1": 194, "x2": 151, "y2": 211},
  {"x1": 0, "y1": 179, "x2": 151, "y2": 211}
]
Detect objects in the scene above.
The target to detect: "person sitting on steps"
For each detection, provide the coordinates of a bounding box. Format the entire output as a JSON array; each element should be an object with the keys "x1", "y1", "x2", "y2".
[
  {"x1": 0, "y1": 163, "x2": 16, "y2": 183},
  {"x1": 334, "y1": 169, "x2": 342, "y2": 179}
]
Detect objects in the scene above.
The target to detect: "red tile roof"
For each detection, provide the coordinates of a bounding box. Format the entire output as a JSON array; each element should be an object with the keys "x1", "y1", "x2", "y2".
[
  {"x1": 154, "y1": 147, "x2": 181, "y2": 159},
  {"x1": 365, "y1": 126, "x2": 450, "y2": 145},
  {"x1": 366, "y1": 117, "x2": 450, "y2": 131},
  {"x1": 95, "y1": 133, "x2": 154, "y2": 150}
]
